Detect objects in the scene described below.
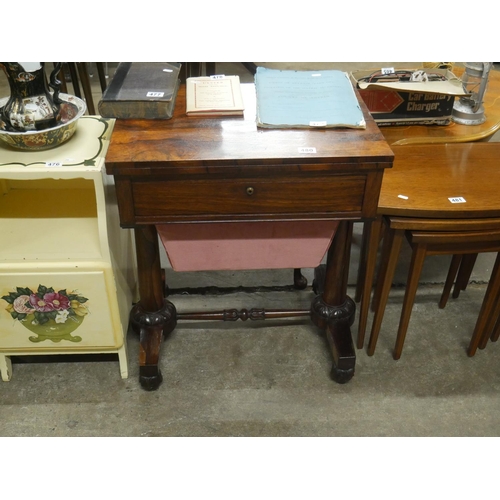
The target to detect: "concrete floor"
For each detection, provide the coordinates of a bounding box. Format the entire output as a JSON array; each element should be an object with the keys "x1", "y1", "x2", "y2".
[
  {"x1": 2, "y1": 278, "x2": 500, "y2": 437},
  {"x1": 1, "y1": 63, "x2": 500, "y2": 438}
]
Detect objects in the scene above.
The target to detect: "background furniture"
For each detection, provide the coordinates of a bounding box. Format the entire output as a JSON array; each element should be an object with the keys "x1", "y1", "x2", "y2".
[
  {"x1": 355, "y1": 67, "x2": 500, "y2": 352},
  {"x1": 440, "y1": 253, "x2": 479, "y2": 307},
  {"x1": 337, "y1": 66, "x2": 500, "y2": 296},
  {"x1": 57, "y1": 63, "x2": 107, "y2": 115},
  {"x1": 368, "y1": 218, "x2": 500, "y2": 358},
  {"x1": 356, "y1": 142, "x2": 500, "y2": 359},
  {"x1": 0, "y1": 117, "x2": 137, "y2": 381},
  {"x1": 464, "y1": 251, "x2": 500, "y2": 354},
  {"x1": 379, "y1": 67, "x2": 500, "y2": 146},
  {"x1": 105, "y1": 83, "x2": 394, "y2": 390}
]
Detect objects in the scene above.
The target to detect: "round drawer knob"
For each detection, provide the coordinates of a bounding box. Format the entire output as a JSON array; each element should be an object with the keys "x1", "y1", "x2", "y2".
[{"x1": 246, "y1": 187, "x2": 255, "y2": 195}]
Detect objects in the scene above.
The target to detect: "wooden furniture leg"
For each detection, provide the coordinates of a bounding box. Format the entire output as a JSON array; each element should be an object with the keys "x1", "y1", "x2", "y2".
[
  {"x1": 95, "y1": 62, "x2": 107, "y2": 92},
  {"x1": 370, "y1": 221, "x2": 388, "y2": 314},
  {"x1": 489, "y1": 267, "x2": 500, "y2": 343},
  {"x1": 57, "y1": 62, "x2": 102, "y2": 116},
  {"x1": 367, "y1": 227, "x2": 405, "y2": 355},
  {"x1": 355, "y1": 221, "x2": 369, "y2": 303},
  {"x1": 342, "y1": 221, "x2": 354, "y2": 291},
  {"x1": 311, "y1": 221, "x2": 356, "y2": 383},
  {"x1": 480, "y1": 290, "x2": 500, "y2": 347},
  {"x1": 471, "y1": 252, "x2": 500, "y2": 352},
  {"x1": 117, "y1": 344, "x2": 129, "y2": 379},
  {"x1": 439, "y1": 254, "x2": 463, "y2": 309},
  {"x1": 66, "y1": 63, "x2": 81, "y2": 98},
  {"x1": 440, "y1": 253, "x2": 478, "y2": 309},
  {"x1": 393, "y1": 244, "x2": 427, "y2": 360},
  {"x1": 489, "y1": 308, "x2": 500, "y2": 342},
  {"x1": 131, "y1": 225, "x2": 177, "y2": 390},
  {"x1": 180, "y1": 63, "x2": 205, "y2": 82},
  {"x1": 468, "y1": 253, "x2": 500, "y2": 355},
  {"x1": 453, "y1": 253, "x2": 478, "y2": 299},
  {"x1": 293, "y1": 268, "x2": 308, "y2": 289},
  {"x1": 0, "y1": 354, "x2": 12, "y2": 382},
  {"x1": 357, "y1": 216, "x2": 383, "y2": 348},
  {"x1": 56, "y1": 64, "x2": 68, "y2": 93},
  {"x1": 76, "y1": 62, "x2": 96, "y2": 115},
  {"x1": 241, "y1": 63, "x2": 257, "y2": 75},
  {"x1": 356, "y1": 219, "x2": 386, "y2": 305},
  {"x1": 205, "y1": 63, "x2": 216, "y2": 75}
]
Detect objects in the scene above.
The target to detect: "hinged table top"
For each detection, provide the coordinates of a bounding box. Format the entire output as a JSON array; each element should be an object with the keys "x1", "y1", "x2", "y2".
[{"x1": 105, "y1": 83, "x2": 394, "y2": 175}]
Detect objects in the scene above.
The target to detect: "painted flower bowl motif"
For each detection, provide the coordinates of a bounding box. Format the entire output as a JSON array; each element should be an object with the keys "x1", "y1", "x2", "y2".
[
  {"x1": 2, "y1": 285, "x2": 89, "y2": 343},
  {"x1": 0, "y1": 93, "x2": 86, "y2": 151}
]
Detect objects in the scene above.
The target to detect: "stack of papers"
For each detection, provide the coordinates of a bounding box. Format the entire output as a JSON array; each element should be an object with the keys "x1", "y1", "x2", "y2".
[{"x1": 255, "y1": 67, "x2": 366, "y2": 129}]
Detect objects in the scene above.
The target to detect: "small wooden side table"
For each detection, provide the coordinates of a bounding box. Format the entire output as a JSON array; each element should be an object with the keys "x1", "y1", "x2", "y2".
[
  {"x1": 105, "y1": 83, "x2": 394, "y2": 390},
  {"x1": 0, "y1": 116, "x2": 137, "y2": 381}
]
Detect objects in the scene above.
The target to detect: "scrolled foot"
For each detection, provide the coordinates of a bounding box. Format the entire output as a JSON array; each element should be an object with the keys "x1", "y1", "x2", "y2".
[
  {"x1": 139, "y1": 366, "x2": 163, "y2": 391},
  {"x1": 311, "y1": 302, "x2": 356, "y2": 385},
  {"x1": 312, "y1": 264, "x2": 326, "y2": 294},
  {"x1": 330, "y1": 363, "x2": 354, "y2": 384},
  {"x1": 293, "y1": 268, "x2": 308, "y2": 290}
]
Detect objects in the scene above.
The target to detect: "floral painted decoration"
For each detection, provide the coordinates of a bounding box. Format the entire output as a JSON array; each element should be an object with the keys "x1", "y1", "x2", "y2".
[{"x1": 1, "y1": 285, "x2": 89, "y2": 343}]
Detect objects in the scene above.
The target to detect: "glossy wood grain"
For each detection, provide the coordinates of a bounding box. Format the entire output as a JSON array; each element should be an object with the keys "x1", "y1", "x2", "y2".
[
  {"x1": 378, "y1": 142, "x2": 500, "y2": 218},
  {"x1": 105, "y1": 84, "x2": 393, "y2": 171},
  {"x1": 381, "y1": 67, "x2": 500, "y2": 146},
  {"x1": 130, "y1": 174, "x2": 367, "y2": 222}
]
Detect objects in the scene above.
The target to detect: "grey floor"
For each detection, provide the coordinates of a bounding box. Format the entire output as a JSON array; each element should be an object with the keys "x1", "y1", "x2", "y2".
[{"x1": 1, "y1": 63, "x2": 500, "y2": 438}]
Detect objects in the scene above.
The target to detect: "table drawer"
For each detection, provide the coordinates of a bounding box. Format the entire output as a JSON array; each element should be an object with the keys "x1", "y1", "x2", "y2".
[{"x1": 132, "y1": 175, "x2": 366, "y2": 219}]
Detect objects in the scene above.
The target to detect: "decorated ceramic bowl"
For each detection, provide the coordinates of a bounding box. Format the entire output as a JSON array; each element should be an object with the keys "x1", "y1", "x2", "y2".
[{"x1": 0, "y1": 93, "x2": 86, "y2": 151}]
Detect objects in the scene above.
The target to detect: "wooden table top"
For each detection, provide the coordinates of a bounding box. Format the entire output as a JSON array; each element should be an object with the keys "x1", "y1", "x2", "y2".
[
  {"x1": 105, "y1": 83, "x2": 394, "y2": 176},
  {"x1": 380, "y1": 67, "x2": 500, "y2": 146},
  {"x1": 379, "y1": 142, "x2": 500, "y2": 219}
]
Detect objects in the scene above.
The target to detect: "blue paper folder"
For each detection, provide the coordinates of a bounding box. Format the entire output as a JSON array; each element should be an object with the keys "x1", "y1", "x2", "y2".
[{"x1": 255, "y1": 67, "x2": 366, "y2": 129}]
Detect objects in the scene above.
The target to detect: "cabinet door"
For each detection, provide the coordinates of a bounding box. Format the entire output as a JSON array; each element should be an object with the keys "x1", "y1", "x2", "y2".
[{"x1": 0, "y1": 268, "x2": 123, "y2": 351}]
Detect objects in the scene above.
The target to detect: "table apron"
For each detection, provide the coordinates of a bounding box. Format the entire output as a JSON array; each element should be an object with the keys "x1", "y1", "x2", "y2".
[{"x1": 113, "y1": 171, "x2": 384, "y2": 226}]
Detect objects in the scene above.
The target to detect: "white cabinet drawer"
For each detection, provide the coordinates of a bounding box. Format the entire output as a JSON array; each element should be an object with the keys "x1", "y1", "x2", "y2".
[{"x1": 0, "y1": 266, "x2": 123, "y2": 351}]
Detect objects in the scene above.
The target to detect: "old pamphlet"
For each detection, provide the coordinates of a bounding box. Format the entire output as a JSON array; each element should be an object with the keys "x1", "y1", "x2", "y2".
[
  {"x1": 186, "y1": 75, "x2": 244, "y2": 116},
  {"x1": 255, "y1": 67, "x2": 366, "y2": 129}
]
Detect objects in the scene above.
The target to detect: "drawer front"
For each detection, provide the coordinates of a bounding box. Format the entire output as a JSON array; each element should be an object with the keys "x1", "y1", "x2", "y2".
[
  {"x1": 0, "y1": 268, "x2": 123, "y2": 351},
  {"x1": 132, "y1": 175, "x2": 366, "y2": 219}
]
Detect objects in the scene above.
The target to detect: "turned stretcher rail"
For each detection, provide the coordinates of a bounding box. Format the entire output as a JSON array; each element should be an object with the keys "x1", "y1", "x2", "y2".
[{"x1": 177, "y1": 308, "x2": 311, "y2": 321}]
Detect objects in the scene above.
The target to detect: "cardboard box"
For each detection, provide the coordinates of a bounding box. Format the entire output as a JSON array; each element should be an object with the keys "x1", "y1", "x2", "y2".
[{"x1": 351, "y1": 68, "x2": 467, "y2": 126}]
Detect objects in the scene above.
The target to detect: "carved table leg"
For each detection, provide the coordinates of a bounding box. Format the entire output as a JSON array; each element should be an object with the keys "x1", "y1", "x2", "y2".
[
  {"x1": 293, "y1": 268, "x2": 308, "y2": 289},
  {"x1": 311, "y1": 220, "x2": 356, "y2": 383},
  {"x1": 133, "y1": 225, "x2": 177, "y2": 390}
]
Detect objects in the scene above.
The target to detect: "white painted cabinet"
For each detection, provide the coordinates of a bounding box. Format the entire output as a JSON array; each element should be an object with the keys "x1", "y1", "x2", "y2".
[{"x1": 0, "y1": 117, "x2": 137, "y2": 381}]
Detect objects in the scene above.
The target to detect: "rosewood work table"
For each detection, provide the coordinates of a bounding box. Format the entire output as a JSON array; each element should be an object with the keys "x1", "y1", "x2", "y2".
[{"x1": 105, "y1": 83, "x2": 394, "y2": 390}]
